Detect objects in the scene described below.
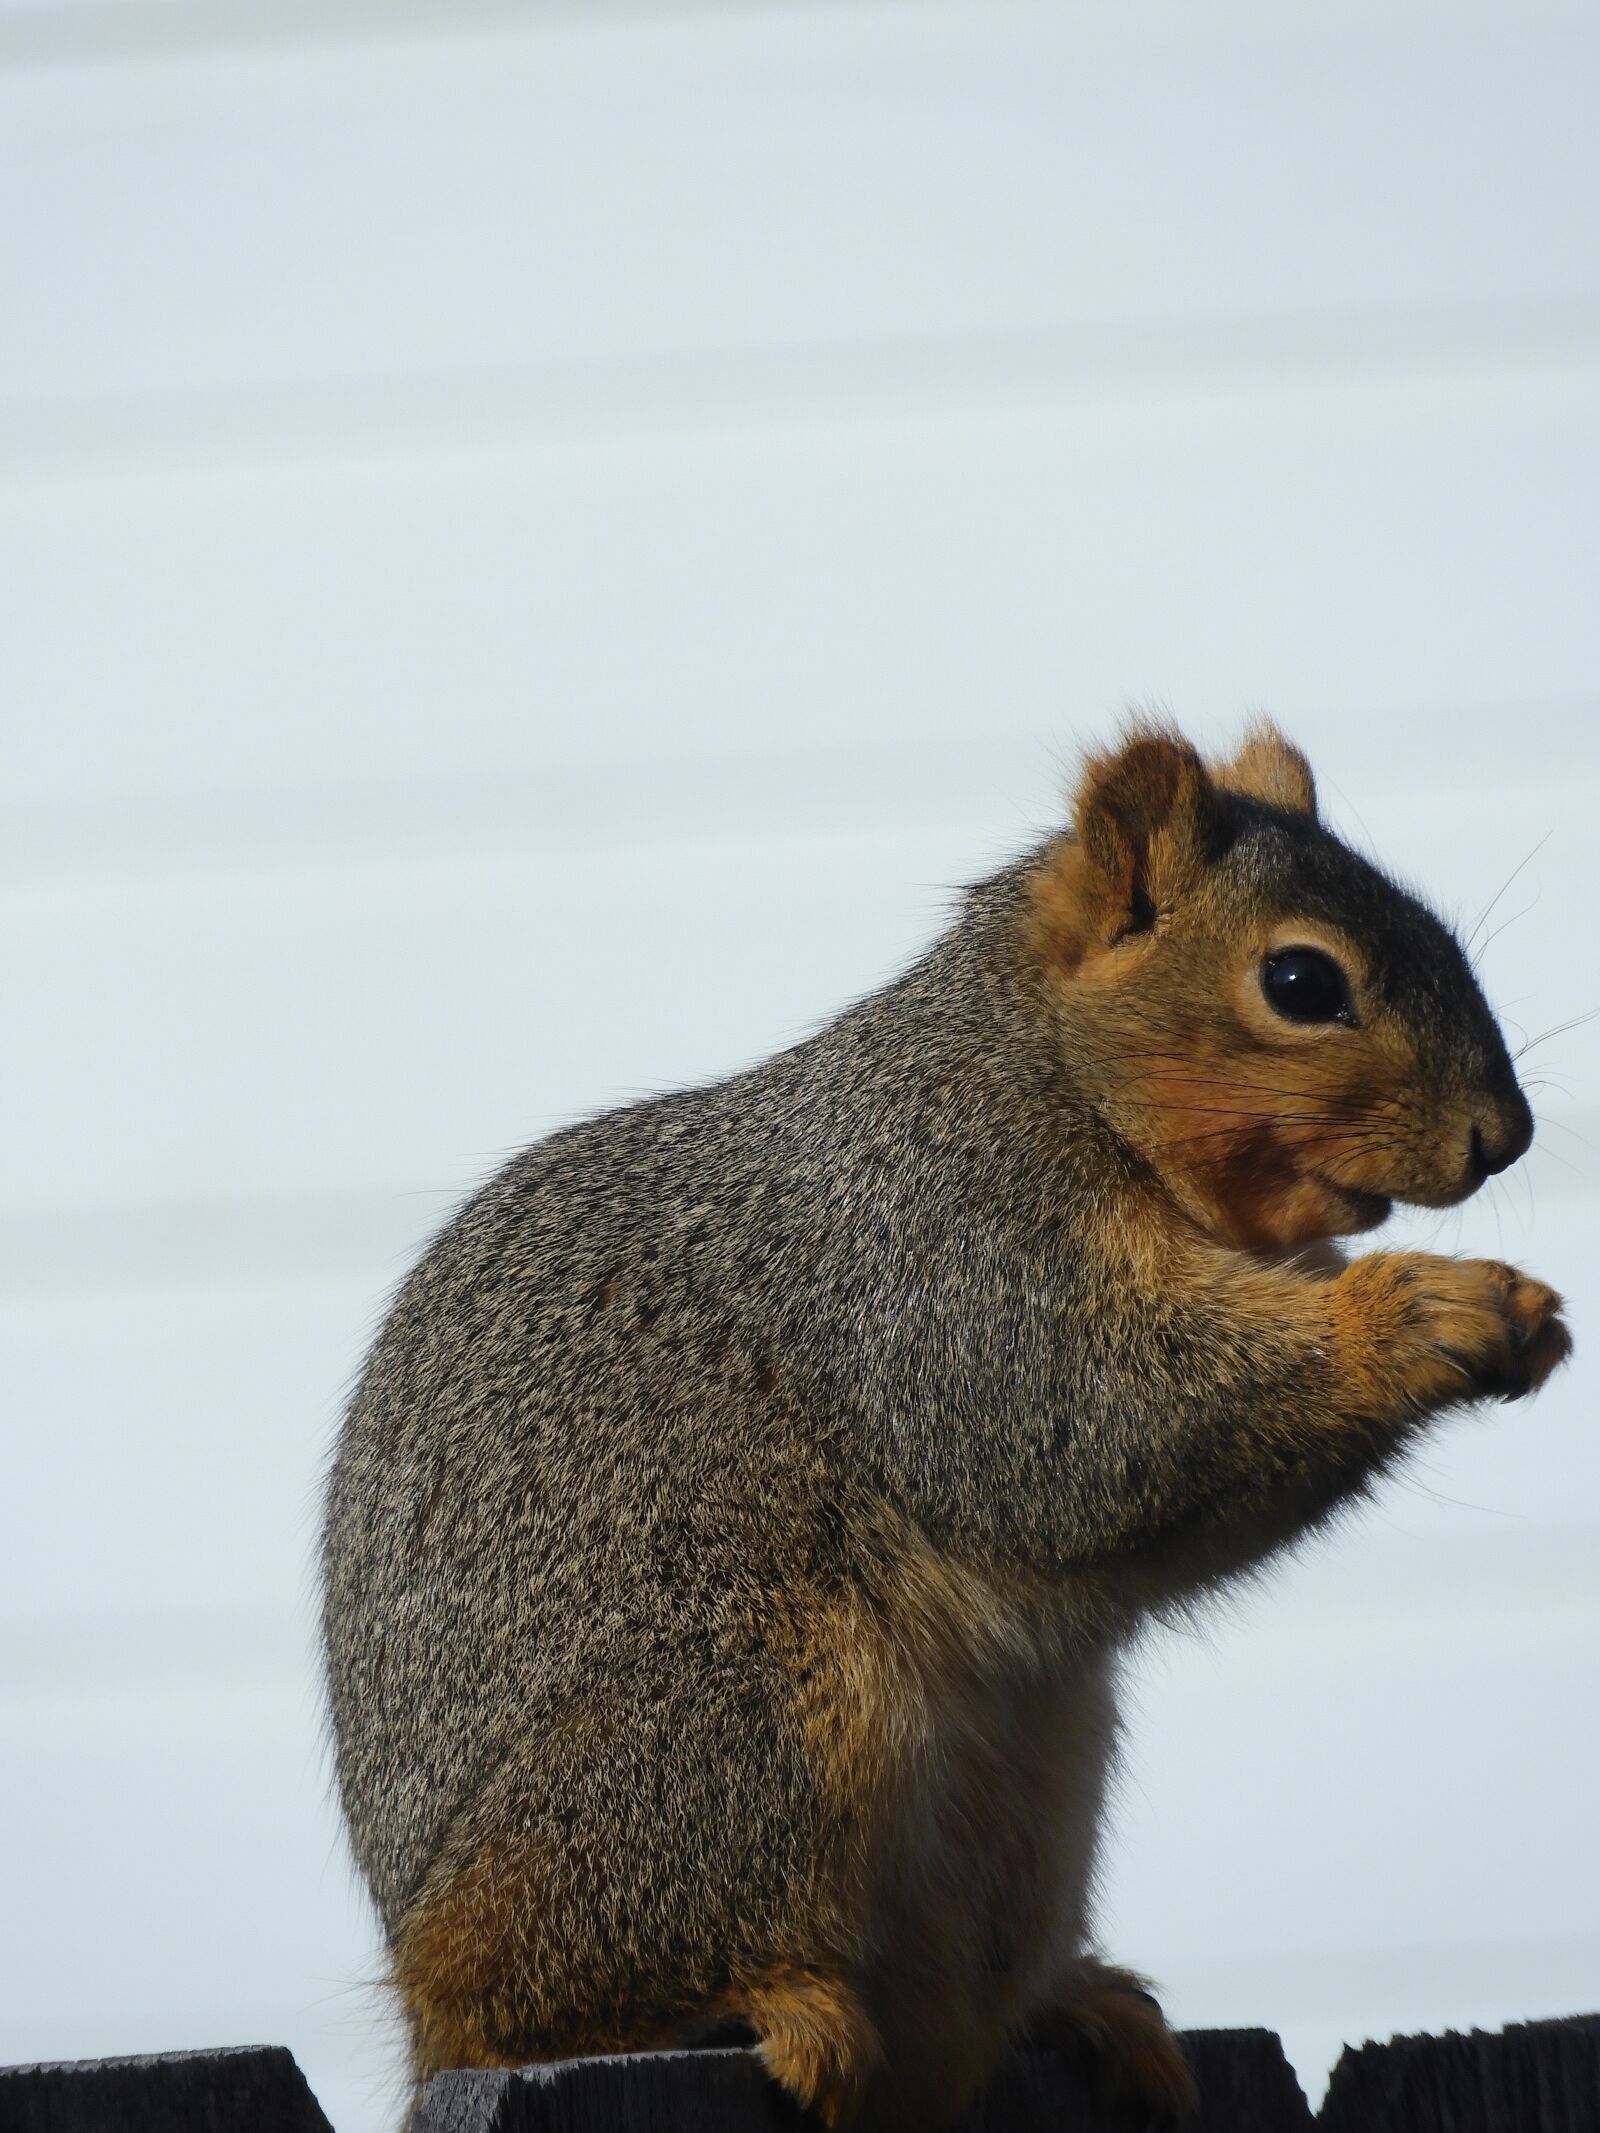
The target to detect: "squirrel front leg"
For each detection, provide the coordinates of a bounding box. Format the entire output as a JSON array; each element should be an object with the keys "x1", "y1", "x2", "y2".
[
  {"x1": 1328, "y1": 1250, "x2": 1570, "y2": 1417},
  {"x1": 1078, "y1": 1234, "x2": 1571, "y2": 1586}
]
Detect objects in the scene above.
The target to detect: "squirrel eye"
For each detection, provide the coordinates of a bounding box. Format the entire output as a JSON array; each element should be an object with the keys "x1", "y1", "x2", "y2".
[{"x1": 1260, "y1": 947, "x2": 1354, "y2": 1025}]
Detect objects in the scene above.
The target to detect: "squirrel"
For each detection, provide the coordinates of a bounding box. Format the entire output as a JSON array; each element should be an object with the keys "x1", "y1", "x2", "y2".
[{"x1": 321, "y1": 721, "x2": 1571, "y2": 2130}]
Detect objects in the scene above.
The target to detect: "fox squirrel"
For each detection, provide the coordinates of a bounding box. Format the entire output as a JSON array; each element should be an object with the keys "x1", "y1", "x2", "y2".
[{"x1": 321, "y1": 722, "x2": 1570, "y2": 2130}]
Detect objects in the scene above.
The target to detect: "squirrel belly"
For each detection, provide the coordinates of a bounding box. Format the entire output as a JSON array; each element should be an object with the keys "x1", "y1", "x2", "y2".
[{"x1": 320, "y1": 723, "x2": 1568, "y2": 2128}]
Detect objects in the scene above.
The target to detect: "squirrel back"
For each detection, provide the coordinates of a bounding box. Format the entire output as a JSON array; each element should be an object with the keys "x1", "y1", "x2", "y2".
[{"x1": 322, "y1": 721, "x2": 1567, "y2": 2128}]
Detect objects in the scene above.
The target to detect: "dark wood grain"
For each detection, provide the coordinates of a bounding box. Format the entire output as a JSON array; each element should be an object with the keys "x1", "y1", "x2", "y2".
[
  {"x1": 3, "y1": 2018, "x2": 1595, "y2": 2130},
  {"x1": 0, "y1": 2043, "x2": 335, "y2": 2132},
  {"x1": 412, "y1": 2049, "x2": 804, "y2": 2133},
  {"x1": 413, "y1": 2034, "x2": 1314, "y2": 2133},
  {"x1": 1319, "y1": 2013, "x2": 1600, "y2": 2133}
]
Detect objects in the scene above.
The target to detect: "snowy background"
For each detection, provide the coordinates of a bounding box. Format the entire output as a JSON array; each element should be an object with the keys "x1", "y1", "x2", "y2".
[{"x1": 3, "y1": 4, "x2": 1597, "y2": 2129}]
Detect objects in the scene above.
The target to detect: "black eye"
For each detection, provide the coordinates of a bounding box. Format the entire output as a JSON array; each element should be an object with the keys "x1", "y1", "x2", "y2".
[{"x1": 1261, "y1": 947, "x2": 1354, "y2": 1025}]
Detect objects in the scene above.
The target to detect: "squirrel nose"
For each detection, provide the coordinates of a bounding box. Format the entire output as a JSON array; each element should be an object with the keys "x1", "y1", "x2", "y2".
[{"x1": 1471, "y1": 1089, "x2": 1534, "y2": 1180}]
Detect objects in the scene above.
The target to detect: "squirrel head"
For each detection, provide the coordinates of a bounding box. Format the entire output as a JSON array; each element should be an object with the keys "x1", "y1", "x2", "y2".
[{"x1": 1027, "y1": 720, "x2": 1534, "y2": 1252}]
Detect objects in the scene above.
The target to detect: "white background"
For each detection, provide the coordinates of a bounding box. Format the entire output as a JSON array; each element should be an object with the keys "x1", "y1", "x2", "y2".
[{"x1": 2, "y1": 4, "x2": 1597, "y2": 2128}]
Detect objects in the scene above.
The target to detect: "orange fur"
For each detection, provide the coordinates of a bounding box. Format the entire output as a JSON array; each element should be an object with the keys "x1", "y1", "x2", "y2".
[
  {"x1": 1027, "y1": 734, "x2": 1500, "y2": 1250},
  {"x1": 393, "y1": 1842, "x2": 545, "y2": 2083},
  {"x1": 739, "y1": 1966, "x2": 882, "y2": 2128},
  {"x1": 1329, "y1": 1253, "x2": 1570, "y2": 1416},
  {"x1": 1215, "y1": 719, "x2": 1318, "y2": 817},
  {"x1": 783, "y1": 1525, "x2": 1131, "y2": 2125}
]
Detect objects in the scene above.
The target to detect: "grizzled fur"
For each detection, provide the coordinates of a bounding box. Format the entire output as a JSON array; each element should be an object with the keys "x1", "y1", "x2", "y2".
[{"x1": 322, "y1": 723, "x2": 1568, "y2": 2130}]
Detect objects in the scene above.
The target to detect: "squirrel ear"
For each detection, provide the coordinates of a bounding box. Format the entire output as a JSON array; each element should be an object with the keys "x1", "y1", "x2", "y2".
[
  {"x1": 1071, "y1": 727, "x2": 1224, "y2": 935},
  {"x1": 1215, "y1": 719, "x2": 1318, "y2": 819}
]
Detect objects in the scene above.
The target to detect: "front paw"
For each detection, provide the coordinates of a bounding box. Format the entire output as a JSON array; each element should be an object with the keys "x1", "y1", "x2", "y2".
[{"x1": 1341, "y1": 1252, "x2": 1571, "y2": 1411}]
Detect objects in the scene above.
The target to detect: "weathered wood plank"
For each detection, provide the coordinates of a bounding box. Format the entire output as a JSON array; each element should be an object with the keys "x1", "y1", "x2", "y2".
[
  {"x1": 1180, "y1": 2030, "x2": 1315, "y2": 2132},
  {"x1": 413, "y1": 2035, "x2": 1314, "y2": 2133},
  {"x1": 412, "y1": 2050, "x2": 803, "y2": 2133},
  {"x1": 0, "y1": 2044, "x2": 335, "y2": 2132},
  {"x1": 1318, "y1": 2014, "x2": 1600, "y2": 2132},
  {"x1": 4, "y1": 2021, "x2": 1596, "y2": 2129}
]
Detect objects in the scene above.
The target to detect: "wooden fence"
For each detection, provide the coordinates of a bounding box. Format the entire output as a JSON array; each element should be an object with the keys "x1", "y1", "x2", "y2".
[{"x1": 4, "y1": 2018, "x2": 1598, "y2": 2132}]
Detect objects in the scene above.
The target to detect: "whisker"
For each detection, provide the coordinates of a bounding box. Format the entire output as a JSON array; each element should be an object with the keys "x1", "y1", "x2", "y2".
[
  {"x1": 1114, "y1": 1102, "x2": 1372, "y2": 1126},
  {"x1": 1529, "y1": 1109, "x2": 1589, "y2": 1146},
  {"x1": 1112, "y1": 1087, "x2": 1419, "y2": 1134},
  {"x1": 1526, "y1": 1135, "x2": 1584, "y2": 1175},
  {"x1": 1142, "y1": 1124, "x2": 1414, "y2": 1154},
  {"x1": 1513, "y1": 1006, "x2": 1600, "y2": 1058},
  {"x1": 1472, "y1": 885, "x2": 1542, "y2": 967},
  {"x1": 1396, "y1": 1472, "x2": 1518, "y2": 1519},
  {"x1": 1116, "y1": 1052, "x2": 1428, "y2": 1103},
  {"x1": 1465, "y1": 829, "x2": 1551, "y2": 953},
  {"x1": 1115, "y1": 1070, "x2": 1388, "y2": 1108},
  {"x1": 1519, "y1": 1156, "x2": 1538, "y2": 1226}
]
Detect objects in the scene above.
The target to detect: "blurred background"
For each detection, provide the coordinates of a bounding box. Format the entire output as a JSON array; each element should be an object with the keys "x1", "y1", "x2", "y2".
[{"x1": 3, "y1": 3, "x2": 1597, "y2": 2128}]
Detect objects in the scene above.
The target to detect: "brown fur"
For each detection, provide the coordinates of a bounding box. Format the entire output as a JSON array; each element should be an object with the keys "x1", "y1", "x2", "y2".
[
  {"x1": 738, "y1": 1967, "x2": 883, "y2": 2128},
  {"x1": 323, "y1": 719, "x2": 1569, "y2": 2129},
  {"x1": 1028, "y1": 724, "x2": 1534, "y2": 1249},
  {"x1": 394, "y1": 1843, "x2": 544, "y2": 2081},
  {"x1": 1029, "y1": 1960, "x2": 1199, "y2": 2125},
  {"x1": 1216, "y1": 719, "x2": 1318, "y2": 818}
]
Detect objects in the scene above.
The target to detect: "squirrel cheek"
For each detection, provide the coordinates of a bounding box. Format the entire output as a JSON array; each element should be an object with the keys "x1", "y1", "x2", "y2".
[{"x1": 1210, "y1": 1156, "x2": 1372, "y2": 1253}]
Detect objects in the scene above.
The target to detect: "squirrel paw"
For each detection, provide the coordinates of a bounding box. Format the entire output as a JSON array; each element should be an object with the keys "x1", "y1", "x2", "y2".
[
  {"x1": 746, "y1": 1965, "x2": 882, "y2": 2129},
  {"x1": 1029, "y1": 1962, "x2": 1196, "y2": 2130},
  {"x1": 1345, "y1": 1252, "x2": 1571, "y2": 1410}
]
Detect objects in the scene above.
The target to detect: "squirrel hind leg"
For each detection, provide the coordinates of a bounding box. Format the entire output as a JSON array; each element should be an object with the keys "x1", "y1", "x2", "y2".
[
  {"x1": 390, "y1": 1842, "x2": 542, "y2": 2098},
  {"x1": 737, "y1": 1964, "x2": 883, "y2": 2130},
  {"x1": 390, "y1": 1837, "x2": 880, "y2": 2128},
  {"x1": 389, "y1": 1834, "x2": 630, "y2": 2096},
  {"x1": 1026, "y1": 1959, "x2": 1196, "y2": 2131}
]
